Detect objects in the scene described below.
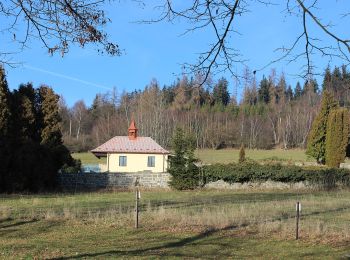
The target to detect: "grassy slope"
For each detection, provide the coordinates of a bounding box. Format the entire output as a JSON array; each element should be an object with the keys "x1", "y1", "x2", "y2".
[
  {"x1": 1, "y1": 190, "x2": 349, "y2": 259},
  {"x1": 73, "y1": 148, "x2": 312, "y2": 165}
]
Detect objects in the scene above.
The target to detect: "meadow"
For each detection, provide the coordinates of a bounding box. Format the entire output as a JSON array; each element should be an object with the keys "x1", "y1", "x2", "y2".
[
  {"x1": 2, "y1": 149, "x2": 349, "y2": 258},
  {"x1": 1, "y1": 190, "x2": 350, "y2": 259},
  {"x1": 72, "y1": 148, "x2": 313, "y2": 165}
]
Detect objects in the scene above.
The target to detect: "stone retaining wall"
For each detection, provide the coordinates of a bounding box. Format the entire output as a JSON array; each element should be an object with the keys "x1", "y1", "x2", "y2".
[
  {"x1": 58, "y1": 172, "x2": 314, "y2": 191},
  {"x1": 58, "y1": 172, "x2": 170, "y2": 190}
]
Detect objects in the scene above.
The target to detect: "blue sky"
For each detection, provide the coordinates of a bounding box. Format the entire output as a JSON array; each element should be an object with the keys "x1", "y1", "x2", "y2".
[{"x1": 1, "y1": 1, "x2": 349, "y2": 106}]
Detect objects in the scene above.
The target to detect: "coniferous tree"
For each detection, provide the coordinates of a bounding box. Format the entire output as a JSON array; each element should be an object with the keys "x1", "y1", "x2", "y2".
[
  {"x1": 239, "y1": 143, "x2": 246, "y2": 163},
  {"x1": 306, "y1": 91, "x2": 339, "y2": 164},
  {"x1": 0, "y1": 66, "x2": 11, "y2": 138},
  {"x1": 325, "y1": 108, "x2": 349, "y2": 167},
  {"x1": 285, "y1": 85, "x2": 293, "y2": 101},
  {"x1": 310, "y1": 79, "x2": 319, "y2": 94},
  {"x1": 168, "y1": 127, "x2": 199, "y2": 190},
  {"x1": 12, "y1": 83, "x2": 38, "y2": 141},
  {"x1": 275, "y1": 74, "x2": 286, "y2": 104},
  {"x1": 38, "y1": 85, "x2": 77, "y2": 172},
  {"x1": 0, "y1": 66, "x2": 12, "y2": 191},
  {"x1": 213, "y1": 78, "x2": 230, "y2": 106},
  {"x1": 0, "y1": 67, "x2": 80, "y2": 192},
  {"x1": 258, "y1": 76, "x2": 270, "y2": 104},
  {"x1": 294, "y1": 82, "x2": 302, "y2": 99},
  {"x1": 39, "y1": 86, "x2": 63, "y2": 147},
  {"x1": 341, "y1": 65, "x2": 349, "y2": 81},
  {"x1": 322, "y1": 66, "x2": 332, "y2": 91}
]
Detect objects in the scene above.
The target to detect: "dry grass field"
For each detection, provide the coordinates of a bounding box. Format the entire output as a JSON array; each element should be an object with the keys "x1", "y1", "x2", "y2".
[{"x1": 1, "y1": 190, "x2": 349, "y2": 259}]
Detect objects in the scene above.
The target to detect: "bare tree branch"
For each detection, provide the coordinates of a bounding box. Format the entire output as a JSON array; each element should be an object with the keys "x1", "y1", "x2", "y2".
[
  {"x1": 0, "y1": 0, "x2": 119, "y2": 66},
  {"x1": 146, "y1": 0, "x2": 350, "y2": 84}
]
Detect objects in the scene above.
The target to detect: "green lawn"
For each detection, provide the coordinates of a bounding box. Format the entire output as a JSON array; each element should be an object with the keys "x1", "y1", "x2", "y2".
[
  {"x1": 73, "y1": 148, "x2": 313, "y2": 165},
  {"x1": 72, "y1": 152, "x2": 107, "y2": 164},
  {"x1": 195, "y1": 148, "x2": 312, "y2": 164},
  {"x1": 1, "y1": 190, "x2": 349, "y2": 259}
]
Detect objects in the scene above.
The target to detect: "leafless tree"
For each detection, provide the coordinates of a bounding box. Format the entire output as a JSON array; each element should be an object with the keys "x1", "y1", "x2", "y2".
[
  {"x1": 2, "y1": 1, "x2": 348, "y2": 82},
  {"x1": 147, "y1": 0, "x2": 350, "y2": 83},
  {"x1": 72, "y1": 100, "x2": 88, "y2": 140}
]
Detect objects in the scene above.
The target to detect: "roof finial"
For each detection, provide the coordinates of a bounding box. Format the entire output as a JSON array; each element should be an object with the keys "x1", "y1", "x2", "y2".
[{"x1": 128, "y1": 119, "x2": 138, "y2": 140}]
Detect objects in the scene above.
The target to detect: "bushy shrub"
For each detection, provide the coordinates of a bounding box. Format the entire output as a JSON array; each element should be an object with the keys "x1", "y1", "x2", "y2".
[
  {"x1": 203, "y1": 161, "x2": 350, "y2": 189},
  {"x1": 5, "y1": 141, "x2": 57, "y2": 192},
  {"x1": 61, "y1": 159, "x2": 82, "y2": 174}
]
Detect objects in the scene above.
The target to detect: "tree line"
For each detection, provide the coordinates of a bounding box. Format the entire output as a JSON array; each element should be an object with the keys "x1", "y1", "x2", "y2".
[
  {"x1": 60, "y1": 65, "x2": 350, "y2": 151},
  {"x1": 0, "y1": 66, "x2": 80, "y2": 192}
]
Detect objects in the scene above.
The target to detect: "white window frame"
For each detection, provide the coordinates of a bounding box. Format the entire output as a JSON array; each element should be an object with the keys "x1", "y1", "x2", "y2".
[
  {"x1": 119, "y1": 156, "x2": 127, "y2": 167},
  {"x1": 147, "y1": 156, "x2": 155, "y2": 167}
]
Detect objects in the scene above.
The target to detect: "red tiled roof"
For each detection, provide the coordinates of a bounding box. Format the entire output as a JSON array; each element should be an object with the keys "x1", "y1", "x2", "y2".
[{"x1": 91, "y1": 136, "x2": 170, "y2": 155}]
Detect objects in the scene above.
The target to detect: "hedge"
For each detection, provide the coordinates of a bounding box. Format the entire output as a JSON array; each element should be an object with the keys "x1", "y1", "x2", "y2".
[{"x1": 202, "y1": 161, "x2": 350, "y2": 189}]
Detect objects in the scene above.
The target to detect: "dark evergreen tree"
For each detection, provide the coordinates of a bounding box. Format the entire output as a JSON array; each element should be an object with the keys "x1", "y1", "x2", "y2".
[
  {"x1": 341, "y1": 65, "x2": 349, "y2": 81},
  {"x1": 0, "y1": 67, "x2": 80, "y2": 192},
  {"x1": 306, "y1": 91, "x2": 339, "y2": 164},
  {"x1": 11, "y1": 83, "x2": 38, "y2": 141},
  {"x1": 325, "y1": 108, "x2": 349, "y2": 167},
  {"x1": 275, "y1": 74, "x2": 287, "y2": 104},
  {"x1": 90, "y1": 94, "x2": 102, "y2": 119},
  {"x1": 258, "y1": 76, "x2": 270, "y2": 104},
  {"x1": 322, "y1": 66, "x2": 332, "y2": 91},
  {"x1": 168, "y1": 127, "x2": 199, "y2": 190},
  {"x1": 0, "y1": 66, "x2": 11, "y2": 138},
  {"x1": 38, "y1": 85, "x2": 77, "y2": 172},
  {"x1": 212, "y1": 77, "x2": 230, "y2": 106},
  {"x1": 0, "y1": 66, "x2": 12, "y2": 191},
  {"x1": 285, "y1": 85, "x2": 294, "y2": 101},
  {"x1": 294, "y1": 82, "x2": 302, "y2": 99},
  {"x1": 39, "y1": 86, "x2": 63, "y2": 147},
  {"x1": 332, "y1": 67, "x2": 342, "y2": 89},
  {"x1": 162, "y1": 85, "x2": 176, "y2": 106}
]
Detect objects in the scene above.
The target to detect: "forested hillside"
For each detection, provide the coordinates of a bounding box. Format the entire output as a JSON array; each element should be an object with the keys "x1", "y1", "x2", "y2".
[{"x1": 60, "y1": 66, "x2": 350, "y2": 151}]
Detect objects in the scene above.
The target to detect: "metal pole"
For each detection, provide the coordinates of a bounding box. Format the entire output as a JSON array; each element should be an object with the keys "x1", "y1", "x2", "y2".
[
  {"x1": 296, "y1": 201, "x2": 300, "y2": 240},
  {"x1": 135, "y1": 189, "x2": 139, "y2": 229}
]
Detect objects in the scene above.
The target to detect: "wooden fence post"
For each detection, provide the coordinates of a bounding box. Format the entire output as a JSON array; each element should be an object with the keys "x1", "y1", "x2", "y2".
[
  {"x1": 296, "y1": 201, "x2": 300, "y2": 240},
  {"x1": 135, "y1": 189, "x2": 139, "y2": 229}
]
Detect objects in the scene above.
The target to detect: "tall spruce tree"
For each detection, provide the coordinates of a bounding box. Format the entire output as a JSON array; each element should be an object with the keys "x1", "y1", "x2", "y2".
[
  {"x1": 0, "y1": 66, "x2": 12, "y2": 191},
  {"x1": 322, "y1": 66, "x2": 332, "y2": 91},
  {"x1": 294, "y1": 82, "x2": 302, "y2": 99},
  {"x1": 325, "y1": 108, "x2": 349, "y2": 167},
  {"x1": 0, "y1": 66, "x2": 11, "y2": 138},
  {"x1": 285, "y1": 85, "x2": 293, "y2": 101},
  {"x1": 168, "y1": 127, "x2": 199, "y2": 190},
  {"x1": 258, "y1": 76, "x2": 270, "y2": 104},
  {"x1": 12, "y1": 83, "x2": 38, "y2": 141},
  {"x1": 212, "y1": 77, "x2": 230, "y2": 106},
  {"x1": 38, "y1": 85, "x2": 77, "y2": 171},
  {"x1": 306, "y1": 91, "x2": 339, "y2": 164},
  {"x1": 39, "y1": 86, "x2": 63, "y2": 147}
]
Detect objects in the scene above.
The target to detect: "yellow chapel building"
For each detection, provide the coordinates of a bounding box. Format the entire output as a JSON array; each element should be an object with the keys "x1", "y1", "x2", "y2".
[{"x1": 91, "y1": 120, "x2": 169, "y2": 173}]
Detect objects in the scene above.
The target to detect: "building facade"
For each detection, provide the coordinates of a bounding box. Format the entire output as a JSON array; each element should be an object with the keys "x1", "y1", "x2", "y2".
[{"x1": 91, "y1": 120, "x2": 169, "y2": 173}]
